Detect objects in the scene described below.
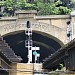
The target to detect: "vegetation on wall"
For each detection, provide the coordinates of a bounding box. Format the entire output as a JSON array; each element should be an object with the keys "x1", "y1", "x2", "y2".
[{"x1": 0, "y1": 0, "x2": 74, "y2": 16}]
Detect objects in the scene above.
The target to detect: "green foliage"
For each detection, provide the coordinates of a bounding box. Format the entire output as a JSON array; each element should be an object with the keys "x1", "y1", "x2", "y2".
[
  {"x1": 58, "y1": 6, "x2": 71, "y2": 15},
  {"x1": 0, "y1": 0, "x2": 72, "y2": 16},
  {"x1": 59, "y1": 64, "x2": 64, "y2": 69},
  {"x1": 0, "y1": 1, "x2": 5, "y2": 6},
  {"x1": 36, "y1": 0, "x2": 71, "y2": 15},
  {"x1": 3, "y1": 0, "x2": 15, "y2": 16},
  {"x1": 69, "y1": 0, "x2": 75, "y2": 4},
  {"x1": 16, "y1": 0, "x2": 37, "y2": 10},
  {"x1": 5, "y1": 0, "x2": 13, "y2": 10},
  {"x1": 16, "y1": 0, "x2": 26, "y2": 9}
]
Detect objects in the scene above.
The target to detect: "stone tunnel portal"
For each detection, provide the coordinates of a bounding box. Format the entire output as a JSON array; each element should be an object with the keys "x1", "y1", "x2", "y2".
[{"x1": 2, "y1": 30, "x2": 64, "y2": 63}]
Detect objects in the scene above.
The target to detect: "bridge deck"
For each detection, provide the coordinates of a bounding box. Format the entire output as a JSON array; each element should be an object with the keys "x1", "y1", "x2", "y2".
[{"x1": 43, "y1": 39, "x2": 75, "y2": 70}]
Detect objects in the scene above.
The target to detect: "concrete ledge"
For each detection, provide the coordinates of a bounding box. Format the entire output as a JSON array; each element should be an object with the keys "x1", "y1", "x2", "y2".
[{"x1": 35, "y1": 15, "x2": 70, "y2": 19}]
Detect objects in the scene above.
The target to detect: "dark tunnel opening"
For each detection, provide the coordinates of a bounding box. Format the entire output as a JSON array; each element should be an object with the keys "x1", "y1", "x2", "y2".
[{"x1": 3, "y1": 30, "x2": 63, "y2": 63}]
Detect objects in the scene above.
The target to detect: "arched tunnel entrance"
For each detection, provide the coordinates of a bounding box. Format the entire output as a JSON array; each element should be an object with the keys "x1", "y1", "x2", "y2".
[{"x1": 2, "y1": 30, "x2": 64, "y2": 63}]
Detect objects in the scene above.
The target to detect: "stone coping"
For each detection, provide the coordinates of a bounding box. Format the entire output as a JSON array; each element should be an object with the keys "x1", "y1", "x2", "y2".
[
  {"x1": 0, "y1": 15, "x2": 70, "y2": 21},
  {"x1": 0, "y1": 17, "x2": 17, "y2": 21},
  {"x1": 35, "y1": 15, "x2": 70, "y2": 19},
  {"x1": 15, "y1": 10, "x2": 37, "y2": 14}
]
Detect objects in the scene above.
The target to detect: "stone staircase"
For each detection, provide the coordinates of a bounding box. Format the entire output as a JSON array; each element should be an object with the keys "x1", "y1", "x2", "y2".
[{"x1": 0, "y1": 35, "x2": 22, "y2": 63}]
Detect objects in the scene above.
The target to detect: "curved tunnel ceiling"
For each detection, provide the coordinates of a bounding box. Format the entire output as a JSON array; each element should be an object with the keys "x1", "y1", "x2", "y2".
[{"x1": 3, "y1": 30, "x2": 64, "y2": 63}]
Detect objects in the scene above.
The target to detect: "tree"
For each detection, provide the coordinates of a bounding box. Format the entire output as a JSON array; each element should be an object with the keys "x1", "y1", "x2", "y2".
[
  {"x1": 16, "y1": 0, "x2": 37, "y2": 10},
  {"x1": 0, "y1": 0, "x2": 72, "y2": 16},
  {"x1": 35, "y1": 0, "x2": 71, "y2": 15}
]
